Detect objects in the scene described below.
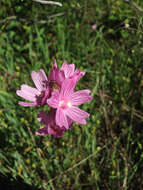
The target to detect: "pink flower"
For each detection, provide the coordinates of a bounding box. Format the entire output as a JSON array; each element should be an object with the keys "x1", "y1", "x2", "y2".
[
  {"x1": 47, "y1": 79, "x2": 92, "y2": 129},
  {"x1": 48, "y1": 60, "x2": 85, "y2": 90},
  {"x1": 48, "y1": 60, "x2": 65, "y2": 88},
  {"x1": 16, "y1": 69, "x2": 50, "y2": 107},
  {"x1": 36, "y1": 110, "x2": 73, "y2": 138},
  {"x1": 61, "y1": 61, "x2": 85, "y2": 82},
  {"x1": 92, "y1": 23, "x2": 97, "y2": 30}
]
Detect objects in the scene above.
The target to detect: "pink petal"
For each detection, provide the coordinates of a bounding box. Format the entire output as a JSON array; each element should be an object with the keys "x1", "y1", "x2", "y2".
[
  {"x1": 36, "y1": 127, "x2": 49, "y2": 136},
  {"x1": 37, "y1": 111, "x2": 50, "y2": 125},
  {"x1": 36, "y1": 126, "x2": 64, "y2": 138},
  {"x1": 48, "y1": 65, "x2": 58, "y2": 81},
  {"x1": 21, "y1": 84, "x2": 39, "y2": 96},
  {"x1": 18, "y1": 101, "x2": 37, "y2": 107},
  {"x1": 69, "y1": 90, "x2": 92, "y2": 105},
  {"x1": 66, "y1": 106, "x2": 89, "y2": 125},
  {"x1": 92, "y1": 23, "x2": 97, "y2": 30},
  {"x1": 48, "y1": 126, "x2": 64, "y2": 138},
  {"x1": 39, "y1": 69, "x2": 48, "y2": 82},
  {"x1": 61, "y1": 62, "x2": 75, "y2": 78},
  {"x1": 16, "y1": 88, "x2": 36, "y2": 102},
  {"x1": 67, "y1": 117, "x2": 74, "y2": 127},
  {"x1": 56, "y1": 70, "x2": 65, "y2": 86},
  {"x1": 60, "y1": 79, "x2": 75, "y2": 98},
  {"x1": 56, "y1": 108, "x2": 69, "y2": 129},
  {"x1": 47, "y1": 90, "x2": 59, "y2": 108},
  {"x1": 41, "y1": 87, "x2": 50, "y2": 105},
  {"x1": 36, "y1": 109, "x2": 66, "y2": 138},
  {"x1": 49, "y1": 64, "x2": 64, "y2": 86},
  {"x1": 31, "y1": 70, "x2": 47, "y2": 91},
  {"x1": 48, "y1": 109, "x2": 56, "y2": 125},
  {"x1": 72, "y1": 69, "x2": 85, "y2": 82},
  {"x1": 54, "y1": 59, "x2": 58, "y2": 68},
  {"x1": 16, "y1": 84, "x2": 38, "y2": 101}
]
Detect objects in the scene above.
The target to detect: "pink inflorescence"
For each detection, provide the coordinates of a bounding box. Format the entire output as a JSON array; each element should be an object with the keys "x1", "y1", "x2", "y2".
[
  {"x1": 16, "y1": 60, "x2": 92, "y2": 138},
  {"x1": 91, "y1": 23, "x2": 97, "y2": 30}
]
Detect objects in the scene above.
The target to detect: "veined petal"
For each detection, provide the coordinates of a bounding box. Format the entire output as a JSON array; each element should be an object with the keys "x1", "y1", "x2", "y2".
[
  {"x1": 31, "y1": 70, "x2": 47, "y2": 91},
  {"x1": 21, "y1": 84, "x2": 39, "y2": 96},
  {"x1": 49, "y1": 62, "x2": 65, "y2": 86},
  {"x1": 72, "y1": 69, "x2": 85, "y2": 82},
  {"x1": 66, "y1": 106, "x2": 89, "y2": 125},
  {"x1": 49, "y1": 66, "x2": 58, "y2": 81},
  {"x1": 18, "y1": 101, "x2": 37, "y2": 107},
  {"x1": 70, "y1": 90, "x2": 92, "y2": 105},
  {"x1": 75, "y1": 69, "x2": 85, "y2": 76},
  {"x1": 47, "y1": 90, "x2": 59, "y2": 108},
  {"x1": 61, "y1": 62, "x2": 75, "y2": 78},
  {"x1": 39, "y1": 69, "x2": 48, "y2": 82},
  {"x1": 60, "y1": 79, "x2": 75, "y2": 98},
  {"x1": 55, "y1": 70, "x2": 65, "y2": 86},
  {"x1": 56, "y1": 108, "x2": 69, "y2": 129},
  {"x1": 16, "y1": 89, "x2": 36, "y2": 102}
]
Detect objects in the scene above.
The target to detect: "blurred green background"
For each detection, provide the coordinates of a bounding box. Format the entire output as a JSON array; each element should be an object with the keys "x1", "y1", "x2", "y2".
[{"x1": 0, "y1": 0, "x2": 143, "y2": 189}]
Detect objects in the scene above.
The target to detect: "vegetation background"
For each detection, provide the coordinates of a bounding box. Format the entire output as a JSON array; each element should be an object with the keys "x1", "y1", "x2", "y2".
[{"x1": 0, "y1": 0, "x2": 143, "y2": 189}]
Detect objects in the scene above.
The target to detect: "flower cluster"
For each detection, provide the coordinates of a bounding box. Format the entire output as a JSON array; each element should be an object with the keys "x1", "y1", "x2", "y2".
[{"x1": 16, "y1": 60, "x2": 92, "y2": 138}]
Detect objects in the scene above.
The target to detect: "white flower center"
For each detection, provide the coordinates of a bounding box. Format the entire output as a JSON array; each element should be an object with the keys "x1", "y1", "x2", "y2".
[
  {"x1": 38, "y1": 91, "x2": 41, "y2": 96},
  {"x1": 67, "y1": 102, "x2": 72, "y2": 108},
  {"x1": 59, "y1": 100, "x2": 72, "y2": 108}
]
